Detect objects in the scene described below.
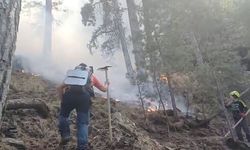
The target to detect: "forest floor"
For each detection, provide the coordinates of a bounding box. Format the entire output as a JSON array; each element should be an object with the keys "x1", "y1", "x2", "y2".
[{"x1": 0, "y1": 71, "x2": 246, "y2": 150}]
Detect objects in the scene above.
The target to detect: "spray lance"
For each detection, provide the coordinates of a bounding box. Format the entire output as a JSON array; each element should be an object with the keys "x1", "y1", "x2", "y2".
[
  {"x1": 98, "y1": 66, "x2": 113, "y2": 142},
  {"x1": 224, "y1": 109, "x2": 250, "y2": 138}
]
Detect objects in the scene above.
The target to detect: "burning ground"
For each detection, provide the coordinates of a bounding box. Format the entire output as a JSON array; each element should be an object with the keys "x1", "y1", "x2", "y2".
[{"x1": 0, "y1": 71, "x2": 246, "y2": 150}]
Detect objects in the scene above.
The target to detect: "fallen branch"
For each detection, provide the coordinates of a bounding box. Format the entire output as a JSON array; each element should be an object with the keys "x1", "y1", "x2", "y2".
[
  {"x1": 6, "y1": 98, "x2": 50, "y2": 118},
  {"x1": 2, "y1": 138, "x2": 26, "y2": 149},
  {"x1": 186, "y1": 113, "x2": 219, "y2": 128}
]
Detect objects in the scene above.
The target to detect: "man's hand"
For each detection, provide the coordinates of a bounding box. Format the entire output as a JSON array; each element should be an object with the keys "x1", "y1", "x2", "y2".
[
  {"x1": 240, "y1": 113, "x2": 246, "y2": 117},
  {"x1": 224, "y1": 98, "x2": 233, "y2": 107},
  {"x1": 105, "y1": 81, "x2": 110, "y2": 86},
  {"x1": 103, "y1": 81, "x2": 110, "y2": 92},
  {"x1": 57, "y1": 84, "x2": 67, "y2": 101}
]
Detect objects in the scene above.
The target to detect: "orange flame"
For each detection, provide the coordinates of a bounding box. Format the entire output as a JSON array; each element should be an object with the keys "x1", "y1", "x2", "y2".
[
  {"x1": 160, "y1": 74, "x2": 168, "y2": 82},
  {"x1": 147, "y1": 106, "x2": 158, "y2": 112}
]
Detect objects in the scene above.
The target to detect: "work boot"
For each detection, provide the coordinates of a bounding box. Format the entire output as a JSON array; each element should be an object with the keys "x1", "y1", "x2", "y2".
[
  {"x1": 246, "y1": 133, "x2": 250, "y2": 142},
  {"x1": 59, "y1": 136, "x2": 72, "y2": 146}
]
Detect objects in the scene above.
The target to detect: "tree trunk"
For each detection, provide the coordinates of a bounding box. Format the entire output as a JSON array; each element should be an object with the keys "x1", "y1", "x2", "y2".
[
  {"x1": 201, "y1": 99, "x2": 206, "y2": 120},
  {"x1": 136, "y1": 81, "x2": 147, "y2": 120},
  {"x1": 153, "y1": 73, "x2": 166, "y2": 113},
  {"x1": 184, "y1": 92, "x2": 190, "y2": 117},
  {"x1": 142, "y1": 0, "x2": 154, "y2": 51},
  {"x1": 43, "y1": 0, "x2": 52, "y2": 55},
  {"x1": 113, "y1": 0, "x2": 135, "y2": 83},
  {"x1": 126, "y1": 0, "x2": 145, "y2": 70},
  {"x1": 214, "y1": 72, "x2": 236, "y2": 141},
  {"x1": 191, "y1": 31, "x2": 204, "y2": 65},
  {"x1": 166, "y1": 75, "x2": 178, "y2": 119},
  {"x1": 0, "y1": 0, "x2": 22, "y2": 122},
  {"x1": 142, "y1": 0, "x2": 169, "y2": 116}
]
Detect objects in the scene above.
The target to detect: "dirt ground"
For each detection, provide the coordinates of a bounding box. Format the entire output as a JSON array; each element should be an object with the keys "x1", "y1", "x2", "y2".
[{"x1": 0, "y1": 72, "x2": 240, "y2": 150}]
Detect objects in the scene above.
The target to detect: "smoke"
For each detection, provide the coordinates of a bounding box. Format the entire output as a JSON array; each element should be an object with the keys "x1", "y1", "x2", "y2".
[
  {"x1": 15, "y1": 0, "x2": 189, "y2": 112},
  {"x1": 15, "y1": 0, "x2": 138, "y2": 101}
]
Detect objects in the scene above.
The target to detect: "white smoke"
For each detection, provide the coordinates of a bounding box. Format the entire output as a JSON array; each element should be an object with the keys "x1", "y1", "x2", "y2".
[
  {"x1": 15, "y1": 0, "x2": 138, "y2": 101},
  {"x1": 16, "y1": 0, "x2": 188, "y2": 112}
]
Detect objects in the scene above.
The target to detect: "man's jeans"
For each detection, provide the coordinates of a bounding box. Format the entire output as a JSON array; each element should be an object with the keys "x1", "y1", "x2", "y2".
[
  {"x1": 234, "y1": 118, "x2": 250, "y2": 142},
  {"x1": 58, "y1": 91, "x2": 91, "y2": 148}
]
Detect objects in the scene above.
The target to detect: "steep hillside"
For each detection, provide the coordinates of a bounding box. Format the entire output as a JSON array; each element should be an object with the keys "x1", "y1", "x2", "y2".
[{"x1": 0, "y1": 71, "x2": 243, "y2": 150}]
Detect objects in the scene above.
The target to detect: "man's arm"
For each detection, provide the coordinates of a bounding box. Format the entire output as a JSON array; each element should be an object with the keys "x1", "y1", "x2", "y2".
[
  {"x1": 57, "y1": 83, "x2": 67, "y2": 100},
  {"x1": 91, "y1": 75, "x2": 108, "y2": 92},
  {"x1": 239, "y1": 100, "x2": 248, "y2": 112},
  {"x1": 224, "y1": 99, "x2": 233, "y2": 108}
]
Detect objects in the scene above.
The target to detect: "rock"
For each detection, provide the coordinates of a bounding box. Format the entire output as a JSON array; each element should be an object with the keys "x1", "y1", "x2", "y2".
[
  {"x1": 113, "y1": 112, "x2": 165, "y2": 150},
  {"x1": 2, "y1": 138, "x2": 26, "y2": 149},
  {"x1": 2, "y1": 127, "x2": 18, "y2": 138}
]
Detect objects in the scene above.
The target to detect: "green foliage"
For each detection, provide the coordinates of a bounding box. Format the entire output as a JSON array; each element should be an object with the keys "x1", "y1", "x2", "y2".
[
  {"x1": 81, "y1": 2, "x2": 96, "y2": 26},
  {"x1": 236, "y1": 0, "x2": 250, "y2": 42},
  {"x1": 139, "y1": 0, "x2": 250, "y2": 115},
  {"x1": 189, "y1": 47, "x2": 248, "y2": 114},
  {"x1": 80, "y1": 0, "x2": 250, "y2": 114},
  {"x1": 81, "y1": 0, "x2": 123, "y2": 56}
]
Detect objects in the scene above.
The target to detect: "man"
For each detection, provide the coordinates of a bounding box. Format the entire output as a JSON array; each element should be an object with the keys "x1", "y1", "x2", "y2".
[
  {"x1": 57, "y1": 63, "x2": 108, "y2": 150},
  {"x1": 226, "y1": 90, "x2": 250, "y2": 142}
]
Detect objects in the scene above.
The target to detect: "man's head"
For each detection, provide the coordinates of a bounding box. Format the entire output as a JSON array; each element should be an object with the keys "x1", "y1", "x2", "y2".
[
  {"x1": 75, "y1": 63, "x2": 87, "y2": 70},
  {"x1": 229, "y1": 90, "x2": 240, "y2": 100}
]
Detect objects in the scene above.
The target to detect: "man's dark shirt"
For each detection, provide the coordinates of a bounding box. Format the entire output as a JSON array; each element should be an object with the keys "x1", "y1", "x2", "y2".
[{"x1": 227, "y1": 100, "x2": 248, "y2": 120}]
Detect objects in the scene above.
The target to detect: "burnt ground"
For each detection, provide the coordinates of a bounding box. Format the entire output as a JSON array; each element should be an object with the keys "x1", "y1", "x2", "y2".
[{"x1": 0, "y1": 71, "x2": 241, "y2": 150}]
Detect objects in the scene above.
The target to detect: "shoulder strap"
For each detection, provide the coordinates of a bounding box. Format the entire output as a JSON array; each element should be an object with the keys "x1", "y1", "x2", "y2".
[{"x1": 239, "y1": 99, "x2": 247, "y2": 108}]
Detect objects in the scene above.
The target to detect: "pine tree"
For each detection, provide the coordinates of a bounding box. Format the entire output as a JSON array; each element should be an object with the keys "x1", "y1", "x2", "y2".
[{"x1": 81, "y1": 0, "x2": 135, "y2": 83}]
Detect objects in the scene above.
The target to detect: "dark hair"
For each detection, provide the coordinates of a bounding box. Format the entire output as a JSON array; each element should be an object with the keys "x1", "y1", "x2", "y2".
[
  {"x1": 232, "y1": 95, "x2": 238, "y2": 99},
  {"x1": 79, "y1": 63, "x2": 87, "y2": 68},
  {"x1": 75, "y1": 63, "x2": 87, "y2": 70}
]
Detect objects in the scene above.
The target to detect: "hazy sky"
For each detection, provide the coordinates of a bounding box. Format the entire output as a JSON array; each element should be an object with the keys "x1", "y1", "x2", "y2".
[{"x1": 15, "y1": 0, "x2": 137, "y2": 101}]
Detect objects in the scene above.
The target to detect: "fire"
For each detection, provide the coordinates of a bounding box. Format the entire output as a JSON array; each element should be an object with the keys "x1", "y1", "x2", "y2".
[
  {"x1": 147, "y1": 106, "x2": 158, "y2": 112},
  {"x1": 144, "y1": 99, "x2": 159, "y2": 112},
  {"x1": 160, "y1": 74, "x2": 168, "y2": 82}
]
